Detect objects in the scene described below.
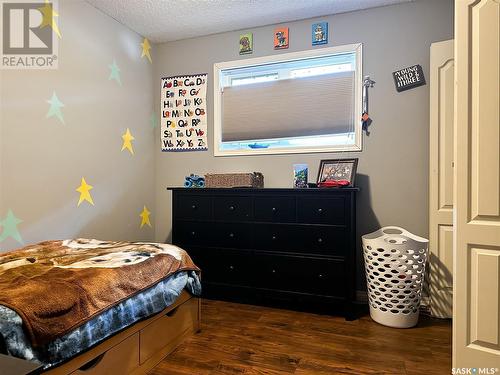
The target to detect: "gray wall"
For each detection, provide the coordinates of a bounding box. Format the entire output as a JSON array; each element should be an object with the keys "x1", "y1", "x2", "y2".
[
  {"x1": 0, "y1": 1, "x2": 155, "y2": 251},
  {"x1": 153, "y1": 0, "x2": 454, "y2": 289}
]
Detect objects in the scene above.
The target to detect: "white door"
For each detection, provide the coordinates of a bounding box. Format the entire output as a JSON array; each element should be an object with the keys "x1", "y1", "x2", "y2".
[
  {"x1": 429, "y1": 39, "x2": 454, "y2": 319},
  {"x1": 454, "y1": 0, "x2": 500, "y2": 368}
]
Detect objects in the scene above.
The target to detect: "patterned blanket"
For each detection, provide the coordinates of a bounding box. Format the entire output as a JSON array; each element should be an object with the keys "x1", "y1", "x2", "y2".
[{"x1": 0, "y1": 239, "x2": 200, "y2": 347}]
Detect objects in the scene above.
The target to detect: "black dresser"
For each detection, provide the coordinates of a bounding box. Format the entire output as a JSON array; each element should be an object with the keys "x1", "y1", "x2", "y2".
[{"x1": 168, "y1": 187, "x2": 358, "y2": 319}]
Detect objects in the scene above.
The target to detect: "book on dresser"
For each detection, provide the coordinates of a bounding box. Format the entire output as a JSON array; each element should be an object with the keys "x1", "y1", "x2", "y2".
[{"x1": 168, "y1": 187, "x2": 358, "y2": 320}]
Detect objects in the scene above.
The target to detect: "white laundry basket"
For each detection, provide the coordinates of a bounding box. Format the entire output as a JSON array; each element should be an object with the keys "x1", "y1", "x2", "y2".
[{"x1": 362, "y1": 226, "x2": 428, "y2": 328}]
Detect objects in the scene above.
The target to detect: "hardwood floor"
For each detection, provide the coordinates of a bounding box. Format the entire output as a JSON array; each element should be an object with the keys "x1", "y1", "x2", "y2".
[{"x1": 149, "y1": 299, "x2": 451, "y2": 375}]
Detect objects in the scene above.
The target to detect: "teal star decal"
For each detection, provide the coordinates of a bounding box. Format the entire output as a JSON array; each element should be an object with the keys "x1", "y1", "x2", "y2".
[
  {"x1": 109, "y1": 60, "x2": 122, "y2": 85},
  {"x1": 46, "y1": 91, "x2": 65, "y2": 124},
  {"x1": 150, "y1": 111, "x2": 158, "y2": 128},
  {"x1": 0, "y1": 209, "x2": 24, "y2": 245}
]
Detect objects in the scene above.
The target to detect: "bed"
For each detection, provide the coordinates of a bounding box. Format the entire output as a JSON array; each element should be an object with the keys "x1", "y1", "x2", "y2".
[{"x1": 0, "y1": 239, "x2": 202, "y2": 374}]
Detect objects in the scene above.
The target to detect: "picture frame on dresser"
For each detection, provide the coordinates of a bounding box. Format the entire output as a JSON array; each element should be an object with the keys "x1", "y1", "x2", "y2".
[
  {"x1": 317, "y1": 158, "x2": 358, "y2": 187},
  {"x1": 168, "y1": 187, "x2": 360, "y2": 320}
]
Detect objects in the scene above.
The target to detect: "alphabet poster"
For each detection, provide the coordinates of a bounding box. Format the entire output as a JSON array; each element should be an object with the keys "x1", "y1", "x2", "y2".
[{"x1": 160, "y1": 74, "x2": 208, "y2": 152}]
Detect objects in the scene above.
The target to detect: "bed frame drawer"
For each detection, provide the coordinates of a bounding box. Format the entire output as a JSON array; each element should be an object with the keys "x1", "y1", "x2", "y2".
[
  {"x1": 71, "y1": 333, "x2": 139, "y2": 375},
  {"x1": 45, "y1": 293, "x2": 199, "y2": 375},
  {"x1": 139, "y1": 297, "x2": 199, "y2": 364}
]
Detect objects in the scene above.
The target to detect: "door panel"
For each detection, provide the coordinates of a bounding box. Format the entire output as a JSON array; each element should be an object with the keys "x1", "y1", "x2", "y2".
[
  {"x1": 429, "y1": 39, "x2": 454, "y2": 318},
  {"x1": 470, "y1": 247, "x2": 500, "y2": 350},
  {"x1": 470, "y1": 0, "x2": 500, "y2": 220},
  {"x1": 454, "y1": 0, "x2": 500, "y2": 367}
]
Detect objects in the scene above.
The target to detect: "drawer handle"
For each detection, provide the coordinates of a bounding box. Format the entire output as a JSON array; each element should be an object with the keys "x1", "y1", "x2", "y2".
[
  {"x1": 317, "y1": 238, "x2": 323, "y2": 244},
  {"x1": 166, "y1": 305, "x2": 180, "y2": 317},
  {"x1": 271, "y1": 235, "x2": 277, "y2": 241},
  {"x1": 317, "y1": 208, "x2": 323, "y2": 214},
  {"x1": 229, "y1": 206, "x2": 235, "y2": 211},
  {"x1": 229, "y1": 233, "x2": 235, "y2": 238},
  {"x1": 191, "y1": 205, "x2": 197, "y2": 210},
  {"x1": 79, "y1": 353, "x2": 106, "y2": 371}
]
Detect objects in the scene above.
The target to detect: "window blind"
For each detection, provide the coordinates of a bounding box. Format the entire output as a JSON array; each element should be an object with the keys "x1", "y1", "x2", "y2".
[{"x1": 221, "y1": 71, "x2": 355, "y2": 142}]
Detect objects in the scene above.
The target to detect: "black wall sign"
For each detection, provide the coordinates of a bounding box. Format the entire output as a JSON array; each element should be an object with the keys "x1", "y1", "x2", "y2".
[{"x1": 392, "y1": 64, "x2": 426, "y2": 92}]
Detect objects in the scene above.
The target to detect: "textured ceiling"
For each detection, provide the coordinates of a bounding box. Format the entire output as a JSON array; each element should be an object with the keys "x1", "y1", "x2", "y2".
[{"x1": 85, "y1": 0, "x2": 413, "y2": 43}]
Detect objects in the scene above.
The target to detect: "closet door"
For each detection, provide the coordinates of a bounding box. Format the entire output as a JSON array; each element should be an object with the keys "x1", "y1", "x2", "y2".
[
  {"x1": 429, "y1": 39, "x2": 454, "y2": 319},
  {"x1": 454, "y1": 0, "x2": 500, "y2": 368}
]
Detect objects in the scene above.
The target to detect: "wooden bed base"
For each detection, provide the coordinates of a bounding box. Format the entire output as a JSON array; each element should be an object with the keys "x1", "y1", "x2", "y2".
[{"x1": 44, "y1": 292, "x2": 200, "y2": 375}]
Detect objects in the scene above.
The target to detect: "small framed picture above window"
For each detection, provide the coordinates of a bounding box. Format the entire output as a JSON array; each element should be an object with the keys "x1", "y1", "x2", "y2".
[
  {"x1": 317, "y1": 158, "x2": 358, "y2": 187},
  {"x1": 274, "y1": 27, "x2": 289, "y2": 49},
  {"x1": 312, "y1": 22, "x2": 328, "y2": 45}
]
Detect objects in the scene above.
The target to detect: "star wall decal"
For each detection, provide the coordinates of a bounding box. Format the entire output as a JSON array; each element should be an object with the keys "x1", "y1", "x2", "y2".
[
  {"x1": 38, "y1": 0, "x2": 62, "y2": 39},
  {"x1": 0, "y1": 210, "x2": 23, "y2": 244},
  {"x1": 140, "y1": 206, "x2": 151, "y2": 228},
  {"x1": 141, "y1": 38, "x2": 152, "y2": 63},
  {"x1": 108, "y1": 60, "x2": 122, "y2": 85},
  {"x1": 76, "y1": 177, "x2": 94, "y2": 206},
  {"x1": 121, "y1": 128, "x2": 135, "y2": 155},
  {"x1": 150, "y1": 111, "x2": 158, "y2": 128},
  {"x1": 46, "y1": 91, "x2": 65, "y2": 124}
]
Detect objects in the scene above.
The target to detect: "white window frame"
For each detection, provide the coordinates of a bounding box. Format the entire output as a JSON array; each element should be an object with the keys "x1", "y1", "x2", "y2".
[{"x1": 213, "y1": 43, "x2": 363, "y2": 157}]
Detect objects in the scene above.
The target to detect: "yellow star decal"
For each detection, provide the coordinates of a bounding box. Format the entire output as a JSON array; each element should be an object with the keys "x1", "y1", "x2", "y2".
[
  {"x1": 121, "y1": 128, "x2": 135, "y2": 155},
  {"x1": 141, "y1": 38, "x2": 152, "y2": 63},
  {"x1": 38, "y1": 0, "x2": 62, "y2": 39},
  {"x1": 76, "y1": 177, "x2": 94, "y2": 206},
  {"x1": 140, "y1": 206, "x2": 151, "y2": 228}
]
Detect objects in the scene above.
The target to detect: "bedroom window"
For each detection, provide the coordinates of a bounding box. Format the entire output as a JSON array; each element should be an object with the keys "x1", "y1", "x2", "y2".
[{"x1": 213, "y1": 43, "x2": 363, "y2": 156}]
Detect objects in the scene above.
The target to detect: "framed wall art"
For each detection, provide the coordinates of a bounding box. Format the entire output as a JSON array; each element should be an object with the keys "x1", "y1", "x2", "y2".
[
  {"x1": 239, "y1": 33, "x2": 253, "y2": 55},
  {"x1": 274, "y1": 27, "x2": 289, "y2": 49},
  {"x1": 312, "y1": 22, "x2": 328, "y2": 45}
]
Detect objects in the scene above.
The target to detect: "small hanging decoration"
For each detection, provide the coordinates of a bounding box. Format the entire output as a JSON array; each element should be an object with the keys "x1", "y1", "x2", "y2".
[
  {"x1": 362, "y1": 76, "x2": 375, "y2": 135},
  {"x1": 139, "y1": 206, "x2": 152, "y2": 228},
  {"x1": 141, "y1": 38, "x2": 152, "y2": 63},
  {"x1": 392, "y1": 64, "x2": 426, "y2": 92},
  {"x1": 274, "y1": 27, "x2": 289, "y2": 49}
]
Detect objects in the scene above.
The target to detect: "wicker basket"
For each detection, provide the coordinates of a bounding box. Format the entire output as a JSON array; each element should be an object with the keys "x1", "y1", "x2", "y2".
[{"x1": 205, "y1": 172, "x2": 264, "y2": 188}]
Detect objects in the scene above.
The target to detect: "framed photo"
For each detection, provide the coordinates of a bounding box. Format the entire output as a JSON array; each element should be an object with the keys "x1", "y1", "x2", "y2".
[
  {"x1": 239, "y1": 33, "x2": 253, "y2": 55},
  {"x1": 312, "y1": 22, "x2": 328, "y2": 45},
  {"x1": 317, "y1": 158, "x2": 358, "y2": 187},
  {"x1": 274, "y1": 27, "x2": 289, "y2": 49}
]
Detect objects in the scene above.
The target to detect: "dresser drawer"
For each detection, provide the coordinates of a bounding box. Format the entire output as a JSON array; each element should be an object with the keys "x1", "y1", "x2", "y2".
[
  {"x1": 213, "y1": 223, "x2": 254, "y2": 248},
  {"x1": 254, "y1": 254, "x2": 345, "y2": 296},
  {"x1": 297, "y1": 197, "x2": 346, "y2": 224},
  {"x1": 190, "y1": 249, "x2": 254, "y2": 287},
  {"x1": 175, "y1": 221, "x2": 213, "y2": 246},
  {"x1": 214, "y1": 196, "x2": 253, "y2": 221},
  {"x1": 254, "y1": 224, "x2": 296, "y2": 251},
  {"x1": 295, "y1": 226, "x2": 348, "y2": 256},
  {"x1": 254, "y1": 197, "x2": 295, "y2": 222},
  {"x1": 176, "y1": 194, "x2": 212, "y2": 220}
]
